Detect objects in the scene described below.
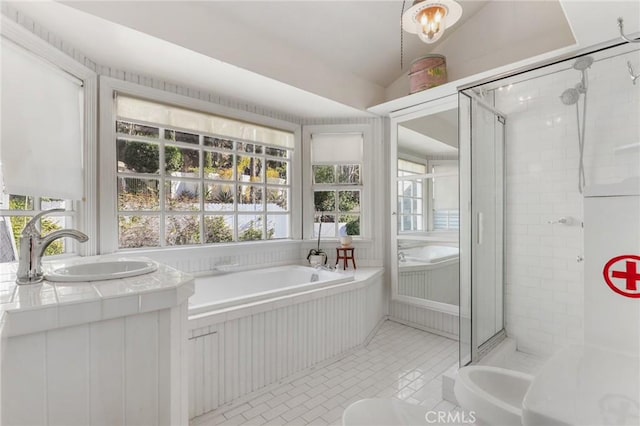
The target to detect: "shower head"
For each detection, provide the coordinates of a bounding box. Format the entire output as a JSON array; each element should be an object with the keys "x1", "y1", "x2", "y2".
[
  {"x1": 573, "y1": 56, "x2": 594, "y2": 71},
  {"x1": 560, "y1": 87, "x2": 581, "y2": 105}
]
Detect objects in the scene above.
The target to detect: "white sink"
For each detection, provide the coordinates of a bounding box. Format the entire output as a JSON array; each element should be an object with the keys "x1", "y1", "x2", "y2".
[{"x1": 45, "y1": 259, "x2": 158, "y2": 282}]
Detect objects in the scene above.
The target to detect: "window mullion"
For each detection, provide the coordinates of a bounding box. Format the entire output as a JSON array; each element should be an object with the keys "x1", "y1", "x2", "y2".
[
  {"x1": 199, "y1": 133, "x2": 205, "y2": 244},
  {"x1": 233, "y1": 144, "x2": 238, "y2": 242},
  {"x1": 159, "y1": 128, "x2": 166, "y2": 247}
]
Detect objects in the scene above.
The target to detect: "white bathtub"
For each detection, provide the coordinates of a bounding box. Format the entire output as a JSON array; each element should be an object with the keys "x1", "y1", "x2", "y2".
[
  {"x1": 189, "y1": 265, "x2": 354, "y2": 315},
  {"x1": 398, "y1": 245, "x2": 459, "y2": 306},
  {"x1": 401, "y1": 245, "x2": 459, "y2": 264},
  {"x1": 187, "y1": 267, "x2": 385, "y2": 418}
]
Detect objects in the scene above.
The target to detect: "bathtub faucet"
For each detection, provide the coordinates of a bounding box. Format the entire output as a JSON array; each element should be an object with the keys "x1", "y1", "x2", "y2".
[
  {"x1": 314, "y1": 264, "x2": 334, "y2": 272},
  {"x1": 16, "y1": 208, "x2": 89, "y2": 285},
  {"x1": 398, "y1": 251, "x2": 406, "y2": 262}
]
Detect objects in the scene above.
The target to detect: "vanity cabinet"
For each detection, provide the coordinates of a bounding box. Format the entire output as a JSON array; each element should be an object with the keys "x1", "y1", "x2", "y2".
[{"x1": 0, "y1": 261, "x2": 194, "y2": 426}]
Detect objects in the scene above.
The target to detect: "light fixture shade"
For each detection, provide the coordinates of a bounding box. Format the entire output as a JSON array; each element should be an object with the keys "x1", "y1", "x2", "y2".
[{"x1": 402, "y1": 0, "x2": 462, "y2": 44}]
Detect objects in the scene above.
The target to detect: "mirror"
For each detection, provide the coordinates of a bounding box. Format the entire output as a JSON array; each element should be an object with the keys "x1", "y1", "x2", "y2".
[{"x1": 392, "y1": 102, "x2": 459, "y2": 315}]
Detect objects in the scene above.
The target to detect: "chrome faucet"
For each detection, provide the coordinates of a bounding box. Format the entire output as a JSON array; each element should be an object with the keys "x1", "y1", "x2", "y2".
[
  {"x1": 398, "y1": 251, "x2": 406, "y2": 262},
  {"x1": 16, "y1": 208, "x2": 88, "y2": 285}
]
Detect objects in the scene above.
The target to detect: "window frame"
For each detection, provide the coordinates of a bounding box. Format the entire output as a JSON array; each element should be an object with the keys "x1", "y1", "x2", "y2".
[
  {"x1": 397, "y1": 155, "x2": 428, "y2": 233},
  {"x1": 99, "y1": 77, "x2": 301, "y2": 254},
  {"x1": 0, "y1": 196, "x2": 78, "y2": 262},
  {"x1": 0, "y1": 16, "x2": 98, "y2": 258},
  {"x1": 302, "y1": 124, "x2": 373, "y2": 240}
]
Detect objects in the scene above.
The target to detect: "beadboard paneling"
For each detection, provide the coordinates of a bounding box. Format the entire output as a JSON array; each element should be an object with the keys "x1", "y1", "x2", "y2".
[
  {"x1": 1, "y1": 305, "x2": 189, "y2": 426},
  {"x1": 188, "y1": 273, "x2": 385, "y2": 419},
  {"x1": 389, "y1": 301, "x2": 459, "y2": 339},
  {"x1": 398, "y1": 261, "x2": 459, "y2": 305}
]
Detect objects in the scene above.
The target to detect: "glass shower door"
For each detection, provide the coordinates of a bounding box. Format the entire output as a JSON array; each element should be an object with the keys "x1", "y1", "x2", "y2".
[{"x1": 459, "y1": 91, "x2": 506, "y2": 366}]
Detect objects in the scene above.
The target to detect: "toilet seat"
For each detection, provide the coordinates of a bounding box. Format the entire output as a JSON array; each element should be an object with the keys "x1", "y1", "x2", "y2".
[
  {"x1": 342, "y1": 398, "x2": 429, "y2": 426},
  {"x1": 455, "y1": 366, "x2": 533, "y2": 426}
]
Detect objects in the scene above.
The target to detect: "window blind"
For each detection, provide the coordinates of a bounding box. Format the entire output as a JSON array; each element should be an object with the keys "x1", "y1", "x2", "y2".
[
  {"x1": 1, "y1": 37, "x2": 84, "y2": 200},
  {"x1": 433, "y1": 163, "x2": 458, "y2": 210},
  {"x1": 398, "y1": 159, "x2": 426, "y2": 175},
  {"x1": 116, "y1": 95, "x2": 294, "y2": 149},
  {"x1": 310, "y1": 133, "x2": 363, "y2": 163}
]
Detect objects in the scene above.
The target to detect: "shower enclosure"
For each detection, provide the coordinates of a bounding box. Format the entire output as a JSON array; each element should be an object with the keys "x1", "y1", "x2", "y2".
[
  {"x1": 459, "y1": 39, "x2": 640, "y2": 363},
  {"x1": 459, "y1": 90, "x2": 506, "y2": 366}
]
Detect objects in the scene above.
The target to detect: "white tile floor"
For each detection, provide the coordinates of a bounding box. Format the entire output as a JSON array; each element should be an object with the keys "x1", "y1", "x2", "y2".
[{"x1": 192, "y1": 320, "x2": 460, "y2": 426}]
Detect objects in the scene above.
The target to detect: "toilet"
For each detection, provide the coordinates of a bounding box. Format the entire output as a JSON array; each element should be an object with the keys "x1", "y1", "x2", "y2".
[
  {"x1": 343, "y1": 366, "x2": 533, "y2": 426},
  {"x1": 342, "y1": 398, "x2": 429, "y2": 425},
  {"x1": 454, "y1": 366, "x2": 533, "y2": 426}
]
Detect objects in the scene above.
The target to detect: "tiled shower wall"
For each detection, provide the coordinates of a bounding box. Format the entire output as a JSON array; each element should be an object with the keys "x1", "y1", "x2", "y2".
[{"x1": 496, "y1": 48, "x2": 640, "y2": 356}]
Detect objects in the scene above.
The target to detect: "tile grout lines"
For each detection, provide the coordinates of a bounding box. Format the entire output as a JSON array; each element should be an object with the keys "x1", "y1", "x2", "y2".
[{"x1": 191, "y1": 320, "x2": 460, "y2": 426}]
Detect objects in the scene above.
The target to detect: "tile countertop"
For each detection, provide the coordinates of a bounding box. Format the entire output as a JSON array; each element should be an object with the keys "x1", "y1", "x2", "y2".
[{"x1": 0, "y1": 256, "x2": 194, "y2": 338}]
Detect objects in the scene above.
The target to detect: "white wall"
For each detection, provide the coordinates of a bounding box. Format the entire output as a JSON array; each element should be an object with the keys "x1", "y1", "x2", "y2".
[
  {"x1": 385, "y1": 0, "x2": 576, "y2": 101},
  {"x1": 496, "y1": 46, "x2": 640, "y2": 356},
  {"x1": 560, "y1": 0, "x2": 640, "y2": 49}
]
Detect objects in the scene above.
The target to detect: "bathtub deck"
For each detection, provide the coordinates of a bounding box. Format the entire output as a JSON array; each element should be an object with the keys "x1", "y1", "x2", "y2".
[{"x1": 191, "y1": 320, "x2": 462, "y2": 426}]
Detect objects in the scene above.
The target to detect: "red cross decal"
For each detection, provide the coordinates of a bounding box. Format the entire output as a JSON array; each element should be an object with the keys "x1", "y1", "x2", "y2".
[{"x1": 603, "y1": 255, "x2": 640, "y2": 299}]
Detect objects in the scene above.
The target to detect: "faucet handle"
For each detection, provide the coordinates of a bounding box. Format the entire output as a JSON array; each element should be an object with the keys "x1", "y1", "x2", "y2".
[{"x1": 22, "y1": 208, "x2": 66, "y2": 236}]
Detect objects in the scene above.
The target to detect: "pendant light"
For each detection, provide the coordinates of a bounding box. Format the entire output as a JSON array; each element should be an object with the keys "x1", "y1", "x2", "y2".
[{"x1": 402, "y1": 0, "x2": 462, "y2": 44}]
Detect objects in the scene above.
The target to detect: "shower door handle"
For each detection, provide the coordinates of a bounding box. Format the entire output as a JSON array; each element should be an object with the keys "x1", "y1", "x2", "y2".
[{"x1": 477, "y1": 212, "x2": 484, "y2": 245}]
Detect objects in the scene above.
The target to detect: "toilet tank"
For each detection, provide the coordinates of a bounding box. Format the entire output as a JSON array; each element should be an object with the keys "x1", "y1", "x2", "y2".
[{"x1": 583, "y1": 178, "x2": 640, "y2": 356}]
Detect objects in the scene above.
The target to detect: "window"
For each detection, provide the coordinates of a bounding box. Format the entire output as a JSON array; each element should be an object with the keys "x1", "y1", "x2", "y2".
[
  {"x1": 397, "y1": 159, "x2": 426, "y2": 232},
  {"x1": 0, "y1": 195, "x2": 75, "y2": 263},
  {"x1": 310, "y1": 133, "x2": 363, "y2": 238},
  {"x1": 113, "y1": 95, "x2": 294, "y2": 249},
  {"x1": 430, "y1": 161, "x2": 459, "y2": 231},
  {"x1": 0, "y1": 21, "x2": 97, "y2": 262},
  {"x1": 396, "y1": 159, "x2": 459, "y2": 232},
  {"x1": 1, "y1": 37, "x2": 83, "y2": 201}
]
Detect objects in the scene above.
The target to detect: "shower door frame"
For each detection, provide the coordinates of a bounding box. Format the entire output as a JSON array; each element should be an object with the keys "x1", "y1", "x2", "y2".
[{"x1": 459, "y1": 91, "x2": 507, "y2": 366}]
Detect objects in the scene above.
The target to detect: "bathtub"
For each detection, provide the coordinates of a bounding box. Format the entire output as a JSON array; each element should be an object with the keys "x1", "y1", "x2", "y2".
[
  {"x1": 398, "y1": 245, "x2": 459, "y2": 306},
  {"x1": 401, "y1": 244, "x2": 459, "y2": 266},
  {"x1": 189, "y1": 265, "x2": 354, "y2": 315},
  {"x1": 186, "y1": 266, "x2": 385, "y2": 419}
]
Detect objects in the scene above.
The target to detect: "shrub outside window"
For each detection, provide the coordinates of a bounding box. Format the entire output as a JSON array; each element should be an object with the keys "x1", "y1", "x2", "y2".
[
  {"x1": 0, "y1": 195, "x2": 74, "y2": 263},
  {"x1": 114, "y1": 96, "x2": 293, "y2": 249},
  {"x1": 310, "y1": 133, "x2": 363, "y2": 238}
]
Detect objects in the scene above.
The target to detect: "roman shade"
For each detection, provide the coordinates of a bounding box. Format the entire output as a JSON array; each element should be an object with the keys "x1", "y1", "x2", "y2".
[
  {"x1": 1, "y1": 37, "x2": 83, "y2": 200},
  {"x1": 310, "y1": 133, "x2": 363, "y2": 164},
  {"x1": 116, "y1": 95, "x2": 294, "y2": 149}
]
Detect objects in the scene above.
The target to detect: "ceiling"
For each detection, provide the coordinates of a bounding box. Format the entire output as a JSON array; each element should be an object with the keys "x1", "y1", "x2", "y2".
[
  {"x1": 399, "y1": 108, "x2": 458, "y2": 157},
  {"x1": 163, "y1": 1, "x2": 489, "y2": 88},
  {"x1": 7, "y1": 1, "x2": 638, "y2": 118}
]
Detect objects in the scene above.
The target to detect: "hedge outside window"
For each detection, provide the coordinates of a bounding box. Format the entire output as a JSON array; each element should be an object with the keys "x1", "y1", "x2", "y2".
[
  {"x1": 0, "y1": 195, "x2": 74, "y2": 263},
  {"x1": 115, "y1": 96, "x2": 293, "y2": 249},
  {"x1": 310, "y1": 133, "x2": 363, "y2": 238}
]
